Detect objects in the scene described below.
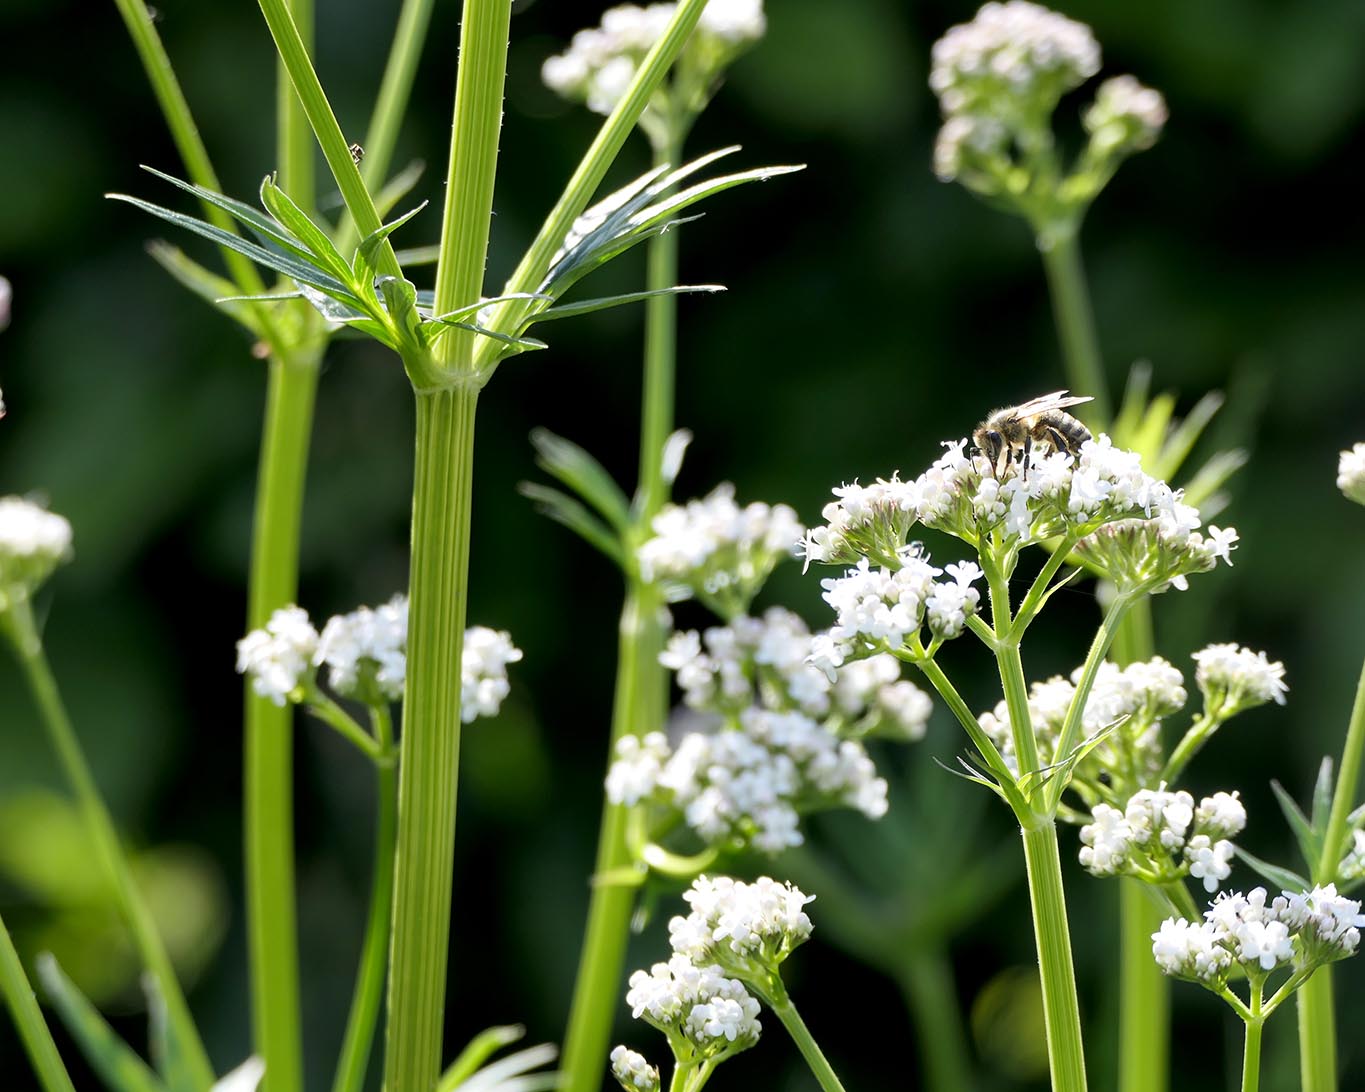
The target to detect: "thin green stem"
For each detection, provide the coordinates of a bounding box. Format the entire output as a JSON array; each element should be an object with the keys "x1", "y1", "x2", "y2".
[
  {"x1": 256, "y1": 0, "x2": 399, "y2": 276},
  {"x1": 245, "y1": 347, "x2": 321, "y2": 1092},
  {"x1": 384, "y1": 386, "x2": 478, "y2": 1092},
  {"x1": 306, "y1": 692, "x2": 384, "y2": 762},
  {"x1": 1020, "y1": 820, "x2": 1089, "y2": 1092},
  {"x1": 638, "y1": 131, "x2": 683, "y2": 514},
  {"x1": 1, "y1": 601, "x2": 215, "y2": 1090},
  {"x1": 766, "y1": 979, "x2": 848, "y2": 1092},
  {"x1": 896, "y1": 949, "x2": 973, "y2": 1092},
  {"x1": 332, "y1": 706, "x2": 399, "y2": 1092},
  {"x1": 0, "y1": 913, "x2": 77, "y2": 1092},
  {"x1": 559, "y1": 586, "x2": 667, "y2": 1092},
  {"x1": 1318, "y1": 655, "x2": 1365, "y2": 880},
  {"x1": 1011, "y1": 533, "x2": 1080, "y2": 638},
  {"x1": 475, "y1": 0, "x2": 713, "y2": 367},
  {"x1": 277, "y1": 0, "x2": 314, "y2": 213},
  {"x1": 910, "y1": 655, "x2": 1018, "y2": 797},
  {"x1": 1297, "y1": 972, "x2": 1336, "y2": 1092},
  {"x1": 981, "y1": 547, "x2": 1042, "y2": 777},
  {"x1": 1118, "y1": 879, "x2": 1167, "y2": 1092},
  {"x1": 1159, "y1": 712, "x2": 1220, "y2": 786},
  {"x1": 1242, "y1": 984, "x2": 1265, "y2": 1092},
  {"x1": 1038, "y1": 230, "x2": 1109, "y2": 425}
]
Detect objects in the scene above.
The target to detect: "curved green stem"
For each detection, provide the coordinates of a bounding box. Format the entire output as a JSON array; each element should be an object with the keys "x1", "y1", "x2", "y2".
[
  {"x1": 384, "y1": 385, "x2": 479, "y2": 1092},
  {"x1": 1, "y1": 601, "x2": 215, "y2": 1091},
  {"x1": 0, "y1": 914, "x2": 77, "y2": 1092},
  {"x1": 1021, "y1": 821, "x2": 1089, "y2": 1092},
  {"x1": 331, "y1": 706, "x2": 398, "y2": 1092},
  {"x1": 766, "y1": 978, "x2": 847, "y2": 1092},
  {"x1": 306, "y1": 691, "x2": 384, "y2": 762},
  {"x1": 1038, "y1": 229, "x2": 1109, "y2": 425}
]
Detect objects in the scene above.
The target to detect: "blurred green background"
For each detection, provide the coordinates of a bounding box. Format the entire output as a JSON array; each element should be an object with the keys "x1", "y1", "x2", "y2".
[{"x1": 2, "y1": 0, "x2": 1365, "y2": 1088}]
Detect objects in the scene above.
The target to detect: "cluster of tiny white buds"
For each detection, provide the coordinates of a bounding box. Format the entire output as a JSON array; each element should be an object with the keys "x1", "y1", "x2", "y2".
[
  {"x1": 669, "y1": 875, "x2": 813, "y2": 979},
  {"x1": 609, "y1": 1045, "x2": 660, "y2": 1092},
  {"x1": 625, "y1": 953, "x2": 761, "y2": 1057},
  {"x1": 1083, "y1": 75, "x2": 1168, "y2": 155},
  {"x1": 315, "y1": 595, "x2": 408, "y2": 702},
  {"x1": 461, "y1": 625, "x2": 524, "y2": 723},
  {"x1": 1154, "y1": 885, "x2": 1365, "y2": 985},
  {"x1": 638, "y1": 485, "x2": 803, "y2": 616},
  {"x1": 236, "y1": 605, "x2": 318, "y2": 707},
  {"x1": 1192, "y1": 643, "x2": 1288, "y2": 717},
  {"x1": 543, "y1": 1, "x2": 765, "y2": 116},
  {"x1": 1338, "y1": 442, "x2": 1365, "y2": 506},
  {"x1": 0, "y1": 496, "x2": 73, "y2": 608},
  {"x1": 1079, "y1": 787, "x2": 1245, "y2": 892},
  {"x1": 929, "y1": 2, "x2": 1099, "y2": 117},
  {"x1": 238, "y1": 600, "x2": 520, "y2": 722}
]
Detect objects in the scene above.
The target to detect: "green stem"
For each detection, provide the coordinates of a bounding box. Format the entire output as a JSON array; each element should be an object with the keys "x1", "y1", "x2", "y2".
[
  {"x1": 638, "y1": 131, "x2": 683, "y2": 513},
  {"x1": 1020, "y1": 820, "x2": 1089, "y2": 1092},
  {"x1": 981, "y1": 548, "x2": 1042, "y2": 777},
  {"x1": 384, "y1": 386, "x2": 478, "y2": 1092},
  {"x1": 1, "y1": 601, "x2": 215, "y2": 1090},
  {"x1": 1011, "y1": 533, "x2": 1080, "y2": 637},
  {"x1": 1242, "y1": 985, "x2": 1265, "y2": 1092},
  {"x1": 475, "y1": 0, "x2": 712, "y2": 366},
  {"x1": 896, "y1": 949, "x2": 973, "y2": 1092},
  {"x1": 1297, "y1": 972, "x2": 1336, "y2": 1092},
  {"x1": 307, "y1": 691, "x2": 385, "y2": 762},
  {"x1": 277, "y1": 0, "x2": 314, "y2": 213},
  {"x1": 766, "y1": 979, "x2": 848, "y2": 1092},
  {"x1": 1318, "y1": 655, "x2": 1365, "y2": 880},
  {"x1": 1159, "y1": 712, "x2": 1219, "y2": 786},
  {"x1": 331, "y1": 707, "x2": 399, "y2": 1092},
  {"x1": 245, "y1": 348, "x2": 321, "y2": 1092},
  {"x1": 1038, "y1": 229, "x2": 1109, "y2": 425},
  {"x1": 0, "y1": 913, "x2": 77, "y2": 1092},
  {"x1": 1118, "y1": 879, "x2": 1167, "y2": 1092},
  {"x1": 559, "y1": 586, "x2": 667, "y2": 1092}
]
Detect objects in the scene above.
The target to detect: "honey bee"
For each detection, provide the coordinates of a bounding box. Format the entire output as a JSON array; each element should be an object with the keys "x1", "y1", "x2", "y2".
[{"x1": 972, "y1": 390, "x2": 1095, "y2": 479}]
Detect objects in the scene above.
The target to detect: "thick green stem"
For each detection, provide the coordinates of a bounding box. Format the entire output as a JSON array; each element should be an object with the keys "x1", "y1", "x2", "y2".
[
  {"x1": 896, "y1": 949, "x2": 973, "y2": 1092},
  {"x1": 638, "y1": 132, "x2": 682, "y2": 513},
  {"x1": 384, "y1": 386, "x2": 478, "y2": 1092},
  {"x1": 1242, "y1": 985, "x2": 1265, "y2": 1092},
  {"x1": 1038, "y1": 230, "x2": 1109, "y2": 425},
  {"x1": 1297, "y1": 972, "x2": 1337, "y2": 1092},
  {"x1": 1118, "y1": 879, "x2": 1167, "y2": 1092},
  {"x1": 766, "y1": 980, "x2": 848, "y2": 1092},
  {"x1": 245, "y1": 349, "x2": 320, "y2": 1092},
  {"x1": 332, "y1": 709, "x2": 398, "y2": 1092},
  {"x1": 2, "y1": 602, "x2": 214, "y2": 1090},
  {"x1": 1021, "y1": 821, "x2": 1088, "y2": 1092},
  {"x1": 559, "y1": 588, "x2": 667, "y2": 1092},
  {"x1": 0, "y1": 914, "x2": 77, "y2": 1092}
]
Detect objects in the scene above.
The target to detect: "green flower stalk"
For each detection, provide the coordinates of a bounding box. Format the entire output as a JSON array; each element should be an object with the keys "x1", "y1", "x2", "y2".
[{"x1": 0, "y1": 915, "x2": 77, "y2": 1092}]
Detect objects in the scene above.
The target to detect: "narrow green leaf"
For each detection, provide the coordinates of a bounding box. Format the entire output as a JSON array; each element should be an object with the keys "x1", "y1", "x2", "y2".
[
  {"x1": 1180, "y1": 449, "x2": 1248, "y2": 513},
  {"x1": 259, "y1": 176, "x2": 355, "y2": 286},
  {"x1": 436, "y1": 1026, "x2": 527, "y2": 1092},
  {"x1": 1231, "y1": 845, "x2": 1309, "y2": 894},
  {"x1": 139, "y1": 167, "x2": 315, "y2": 265},
  {"x1": 420, "y1": 293, "x2": 551, "y2": 325},
  {"x1": 1311, "y1": 756, "x2": 1336, "y2": 837},
  {"x1": 144, "y1": 975, "x2": 197, "y2": 1092},
  {"x1": 1112, "y1": 361, "x2": 1152, "y2": 443},
  {"x1": 356, "y1": 201, "x2": 429, "y2": 273},
  {"x1": 393, "y1": 244, "x2": 441, "y2": 267},
  {"x1": 109, "y1": 194, "x2": 358, "y2": 303},
  {"x1": 930, "y1": 756, "x2": 1007, "y2": 803},
  {"x1": 145, "y1": 242, "x2": 264, "y2": 338},
  {"x1": 1270, "y1": 779, "x2": 1320, "y2": 869},
  {"x1": 36, "y1": 955, "x2": 166, "y2": 1092},
  {"x1": 1154, "y1": 389, "x2": 1224, "y2": 481},
  {"x1": 518, "y1": 483, "x2": 625, "y2": 568},
  {"x1": 376, "y1": 275, "x2": 422, "y2": 348},
  {"x1": 447, "y1": 1043, "x2": 557, "y2": 1092},
  {"x1": 529, "y1": 284, "x2": 725, "y2": 323},
  {"x1": 420, "y1": 319, "x2": 545, "y2": 354},
  {"x1": 528, "y1": 428, "x2": 631, "y2": 532},
  {"x1": 1130, "y1": 392, "x2": 1176, "y2": 462},
  {"x1": 372, "y1": 160, "x2": 426, "y2": 220}
]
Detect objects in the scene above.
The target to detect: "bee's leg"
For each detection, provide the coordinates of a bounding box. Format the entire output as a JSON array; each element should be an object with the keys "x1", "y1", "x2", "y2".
[
  {"x1": 1021, "y1": 434, "x2": 1032, "y2": 482},
  {"x1": 1045, "y1": 425, "x2": 1071, "y2": 459}
]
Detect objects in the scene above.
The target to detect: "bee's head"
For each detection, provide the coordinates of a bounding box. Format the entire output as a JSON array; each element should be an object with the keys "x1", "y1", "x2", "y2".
[{"x1": 973, "y1": 426, "x2": 1004, "y2": 473}]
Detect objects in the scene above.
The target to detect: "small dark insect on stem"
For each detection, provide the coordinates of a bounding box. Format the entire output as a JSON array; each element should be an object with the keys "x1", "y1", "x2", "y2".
[{"x1": 349, "y1": 142, "x2": 365, "y2": 165}]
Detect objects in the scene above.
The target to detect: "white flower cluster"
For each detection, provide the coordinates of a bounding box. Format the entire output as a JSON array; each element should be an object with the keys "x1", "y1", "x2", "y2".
[
  {"x1": 805, "y1": 436, "x2": 1235, "y2": 596},
  {"x1": 1080, "y1": 787, "x2": 1245, "y2": 892},
  {"x1": 669, "y1": 875, "x2": 814, "y2": 974},
  {"x1": 0, "y1": 496, "x2": 73, "y2": 607},
  {"x1": 1339, "y1": 442, "x2": 1365, "y2": 506},
  {"x1": 543, "y1": 1, "x2": 766, "y2": 116},
  {"x1": 638, "y1": 485, "x2": 803, "y2": 616},
  {"x1": 625, "y1": 954, "x2": 762, "y2": 1057},
  {"x1": 609, "y1": 1046, "x2": 660, "y2": 1092},
  {"x1": 1153, "y1": 885, "x2": 1365, "y2": 984},
  {"x1": 929, "y1": 1, "x2": 1099, "y2": 117},
  {"x1": 605, "y1": 710, "x2": 888, "y2": 854},
  {"x1": 818, "y1": 554, "x2": 983, "y2": 662},
  {"x1": 660, "y1": 607, "x2": 932, "y2": 740},
  {"x1": 1192, "y1": 643, "x2": 1288, "y2": 716},
  {"x1": 237, "y1": 600, "x2": 520, "y2": 721},
  {"x1": 1083, "y1": 75, "x2": 1168, "y2": 155}
]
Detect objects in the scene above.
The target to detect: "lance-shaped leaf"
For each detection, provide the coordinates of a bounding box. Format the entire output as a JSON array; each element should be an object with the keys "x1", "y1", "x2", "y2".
[
  {"x1": 259, "y1": 176, "x2": 354, "y2": 285},
  {"x1": 1270, "y1": 778, "x2": 1321, "y2": 869},
  {"x1": 1310, "y1": 756, "x2": 1336, "y2": 838},
  {"x1": 528, "y1": 428, "x2": 631, "y2": 532},
  {"x1": 1232, "y1": 845, "x2": 1309, "y2": 894},
  {"x1": 36, "y1": 955, "x2": 166, "y2": 1092},
  {"x1": 436, "y1": 1026, "x2": 558, "y2": 1092},
  {"x1": 146, "y1": 242, "x2": 265, "y2": 339},
  {"x1": 518, "y1": 483, "x2": 624, "y2": 568},
  {"x1": 530, "y1": 284, "x2": 724, "y2": 323},
  {"x1": 145, "y1": 975, "x2": 198, "y2": 1092}
]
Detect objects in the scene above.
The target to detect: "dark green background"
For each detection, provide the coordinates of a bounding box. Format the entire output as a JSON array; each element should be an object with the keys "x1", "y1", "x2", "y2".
[{"x1": 2, "y1": 0, "x2": 1364, "y2": 1087}]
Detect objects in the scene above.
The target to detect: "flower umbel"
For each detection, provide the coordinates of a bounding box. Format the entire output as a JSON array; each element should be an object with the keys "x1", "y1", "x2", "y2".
[
  {"x1": 0, "y1": 497, "x2": 73, "y2": 611},
  {"x1": 1337, "y1": 442, "x2": 1365, "y2": 506}
]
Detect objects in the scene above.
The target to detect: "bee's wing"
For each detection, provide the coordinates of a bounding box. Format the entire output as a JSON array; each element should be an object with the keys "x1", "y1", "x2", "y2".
[{"x1": 1013, "y1": 391, "x2": 1094, "y2": 416}]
